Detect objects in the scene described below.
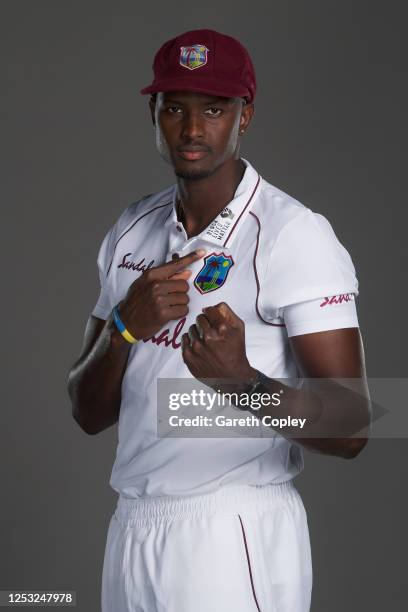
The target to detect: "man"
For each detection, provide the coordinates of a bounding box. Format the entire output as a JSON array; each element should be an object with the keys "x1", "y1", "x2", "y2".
[{"x1": 68, "y1": 29, "x2": 370, "y2": 612}]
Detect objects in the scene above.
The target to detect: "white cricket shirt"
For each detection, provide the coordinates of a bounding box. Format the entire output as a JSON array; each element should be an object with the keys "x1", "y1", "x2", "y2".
[{"x1": 92, "y1": 158, "x2": 359, "y2": 498}]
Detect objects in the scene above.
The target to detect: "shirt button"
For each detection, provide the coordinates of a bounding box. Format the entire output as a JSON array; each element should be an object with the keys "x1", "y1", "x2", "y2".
[
  {"x1": 172, "y1": 253, "x2": 180, "y2": 260},
  {"x1": 176, "y1": 225, "x2": 182, "y2": 233}
]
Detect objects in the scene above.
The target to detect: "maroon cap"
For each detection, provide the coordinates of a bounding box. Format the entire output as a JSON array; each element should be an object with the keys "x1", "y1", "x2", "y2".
[{"x1": 140, "y1": 29, "x2": 256, "y2": 103}]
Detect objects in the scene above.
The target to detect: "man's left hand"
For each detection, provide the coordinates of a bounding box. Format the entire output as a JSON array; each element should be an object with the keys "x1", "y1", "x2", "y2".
[{"x1": 181, "y1": 302, "x2": 256, "y2": 388}]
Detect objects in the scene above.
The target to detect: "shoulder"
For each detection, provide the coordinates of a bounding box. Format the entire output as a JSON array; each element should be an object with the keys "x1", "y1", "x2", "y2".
[
  {"x1": 252, "y1": 177, "x2": 308, "y2": 238},
  {"x1": 253, "y1": 176, "x2": 346, "y2": 251},
  {"x1": 94, "y1": 185, "x2": 174, "y2": 265},
  {"x1": 252, "y1": 175, "x2": 358, "y2": 308},
  {"x1": 111, "y1": 184, "x2": 174, "y2": 239}
]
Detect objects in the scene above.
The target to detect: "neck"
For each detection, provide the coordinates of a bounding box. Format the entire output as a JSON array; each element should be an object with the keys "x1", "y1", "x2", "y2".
[{"x1": 176, "y1": 157, "x2": 246, "y2": 238}]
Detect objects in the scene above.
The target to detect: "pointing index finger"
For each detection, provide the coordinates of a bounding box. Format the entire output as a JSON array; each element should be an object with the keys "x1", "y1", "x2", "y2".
[{"x1": 151, "y1": 249, "x2": 206, "y2": 280}]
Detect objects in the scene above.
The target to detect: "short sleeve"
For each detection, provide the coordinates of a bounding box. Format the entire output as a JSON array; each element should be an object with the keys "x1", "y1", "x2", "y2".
[
  {"x1": 264, "y1": 208, "x2": 359, "y2": 312},
  {"x1": 91, "y1": 227, "x2": 115, "y2": 320},
  {"x1": 283, "y1": 293, "x2": 359, "y2": 337}
]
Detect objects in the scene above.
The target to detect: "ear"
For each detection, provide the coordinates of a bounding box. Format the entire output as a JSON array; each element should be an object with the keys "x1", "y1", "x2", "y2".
[{"x1": 239, "y1": 102, "x2": 255, "y2": 134}]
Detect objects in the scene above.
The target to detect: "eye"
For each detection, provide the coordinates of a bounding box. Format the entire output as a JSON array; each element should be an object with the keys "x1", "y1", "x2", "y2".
[
  {"x1": 205, "y1": 107, "x2": 222, "y2": 117},
  {"x1": 167, "y1": 106, "x2": 182, "y2": 114}
]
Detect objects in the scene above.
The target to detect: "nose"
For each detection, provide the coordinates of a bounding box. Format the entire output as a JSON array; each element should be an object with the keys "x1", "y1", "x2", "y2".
[{"x1": 181, "y1": 110, "x2": 204, "y2": 141}]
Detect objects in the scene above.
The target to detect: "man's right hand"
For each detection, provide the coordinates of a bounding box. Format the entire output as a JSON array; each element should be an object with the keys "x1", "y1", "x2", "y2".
[{"x1": 117, "y1": 249, "x2": 206, "y2": 340}]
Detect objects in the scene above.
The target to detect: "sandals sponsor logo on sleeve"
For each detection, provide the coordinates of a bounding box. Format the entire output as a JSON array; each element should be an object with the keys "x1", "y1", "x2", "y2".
[{"x1": 320, "y1": 293, "x2": 355, "y2": 307}]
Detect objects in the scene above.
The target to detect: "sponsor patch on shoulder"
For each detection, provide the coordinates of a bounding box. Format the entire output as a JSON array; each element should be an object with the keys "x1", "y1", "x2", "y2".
[{"x1": 320, "y1": 293, "x2": 355, "y2": 307}]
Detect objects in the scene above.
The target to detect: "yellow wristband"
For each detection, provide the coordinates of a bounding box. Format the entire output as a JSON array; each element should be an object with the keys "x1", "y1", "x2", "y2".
[{"x1": 112, "y1": 306, "x2": 139, "y2": 344}]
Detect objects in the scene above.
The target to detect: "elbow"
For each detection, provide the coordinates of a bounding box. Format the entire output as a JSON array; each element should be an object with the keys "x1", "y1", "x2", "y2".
[
  {"x1": 72, "y1": 405, "x2": 100, "y2": 435},
  {"x1": 68, "y1": 375, "x2": 99, "y2": 435},
  {"x1": 70, "y1": 397, "x2": 116, "y2": 436},
  {"x1": 67, "y1": 373, "x2": 119, "y2": 436},
  {"x1": 340, "y1": 436, "x2": 369, "y2": 459}
]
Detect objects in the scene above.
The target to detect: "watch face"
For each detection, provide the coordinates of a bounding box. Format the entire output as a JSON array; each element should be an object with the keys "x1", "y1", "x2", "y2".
[
  {"x1": 248, "y1": 371, "x2": 261, "y2": 392},
  {"x1": 238, "y1": 373, "x2": 261, "y2": 400}
]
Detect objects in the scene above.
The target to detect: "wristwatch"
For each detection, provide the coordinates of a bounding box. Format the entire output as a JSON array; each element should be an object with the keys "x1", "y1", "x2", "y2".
[{"x1": 232, "y1": 370, "x2": 264, "y2": 411}]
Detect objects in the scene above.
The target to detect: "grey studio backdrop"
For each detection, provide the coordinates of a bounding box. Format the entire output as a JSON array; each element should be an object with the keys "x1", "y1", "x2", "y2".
[{"x1": 1, "y1": 1, "x2": 407, "y2": 611}]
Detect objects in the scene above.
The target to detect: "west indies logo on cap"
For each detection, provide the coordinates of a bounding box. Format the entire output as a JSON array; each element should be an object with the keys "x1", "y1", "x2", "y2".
[{"x1": 179, "y1": 44, "x2": 209, "y2": 70}]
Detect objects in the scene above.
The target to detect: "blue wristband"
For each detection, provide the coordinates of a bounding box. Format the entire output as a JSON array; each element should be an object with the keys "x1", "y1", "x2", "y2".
[{"x1": 112, "y1": 306, "x2": 138, "y2": 344}]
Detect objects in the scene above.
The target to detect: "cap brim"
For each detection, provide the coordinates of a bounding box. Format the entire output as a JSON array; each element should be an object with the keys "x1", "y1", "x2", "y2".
[{"x1": 140, "y1": 77, "x2": 251, "y2": 101}]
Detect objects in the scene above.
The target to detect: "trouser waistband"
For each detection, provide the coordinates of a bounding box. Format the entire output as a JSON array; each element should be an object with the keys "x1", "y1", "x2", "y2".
[{"x1": 115, "y1": 480, "x2": 298, "y2": 526}]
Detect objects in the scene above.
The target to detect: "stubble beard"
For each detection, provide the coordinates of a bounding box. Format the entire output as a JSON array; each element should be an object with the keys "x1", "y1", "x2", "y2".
[{"x1": 174, "y1": 166, "x2": 215, "y2": 181}]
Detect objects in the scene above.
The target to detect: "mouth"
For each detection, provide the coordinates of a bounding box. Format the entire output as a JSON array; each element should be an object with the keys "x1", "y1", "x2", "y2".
[{"x1": 177, "y1": 148, "x2": 209, "y2": 161}]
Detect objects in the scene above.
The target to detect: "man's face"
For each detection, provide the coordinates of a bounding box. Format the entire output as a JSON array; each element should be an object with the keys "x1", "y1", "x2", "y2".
[{"x1": 150, "y1": 91, "x2": 254, "y2": 180}]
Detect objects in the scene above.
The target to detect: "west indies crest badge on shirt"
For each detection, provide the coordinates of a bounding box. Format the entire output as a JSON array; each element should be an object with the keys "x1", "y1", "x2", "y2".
[{"x1": 194, "y1": 252, "x2": 234, "y2": 294}]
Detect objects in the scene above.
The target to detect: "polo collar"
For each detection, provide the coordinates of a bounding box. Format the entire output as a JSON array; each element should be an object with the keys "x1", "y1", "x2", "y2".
[{"x1": 164, "y1": 158, "x2": 261, "y2": 248}]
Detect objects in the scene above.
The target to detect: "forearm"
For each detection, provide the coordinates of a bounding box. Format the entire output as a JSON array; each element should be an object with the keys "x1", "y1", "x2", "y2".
[
  {"x1": 231, "y1": 372, "x2": 371, "y2": 459},
  {"x1": 68, "y1": 314, "x2": 131, "y2": 435}
]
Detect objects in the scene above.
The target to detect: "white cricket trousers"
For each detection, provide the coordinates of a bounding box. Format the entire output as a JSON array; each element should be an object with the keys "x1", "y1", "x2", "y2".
[{"x1": 101, "y1": 480, "x2": 312, "y2": 612}]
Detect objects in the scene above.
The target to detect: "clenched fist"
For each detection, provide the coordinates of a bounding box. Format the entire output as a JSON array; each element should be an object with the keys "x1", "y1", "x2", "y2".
[{"x1": 181, "y1": 302, "x2": 256, "y2": 388}]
